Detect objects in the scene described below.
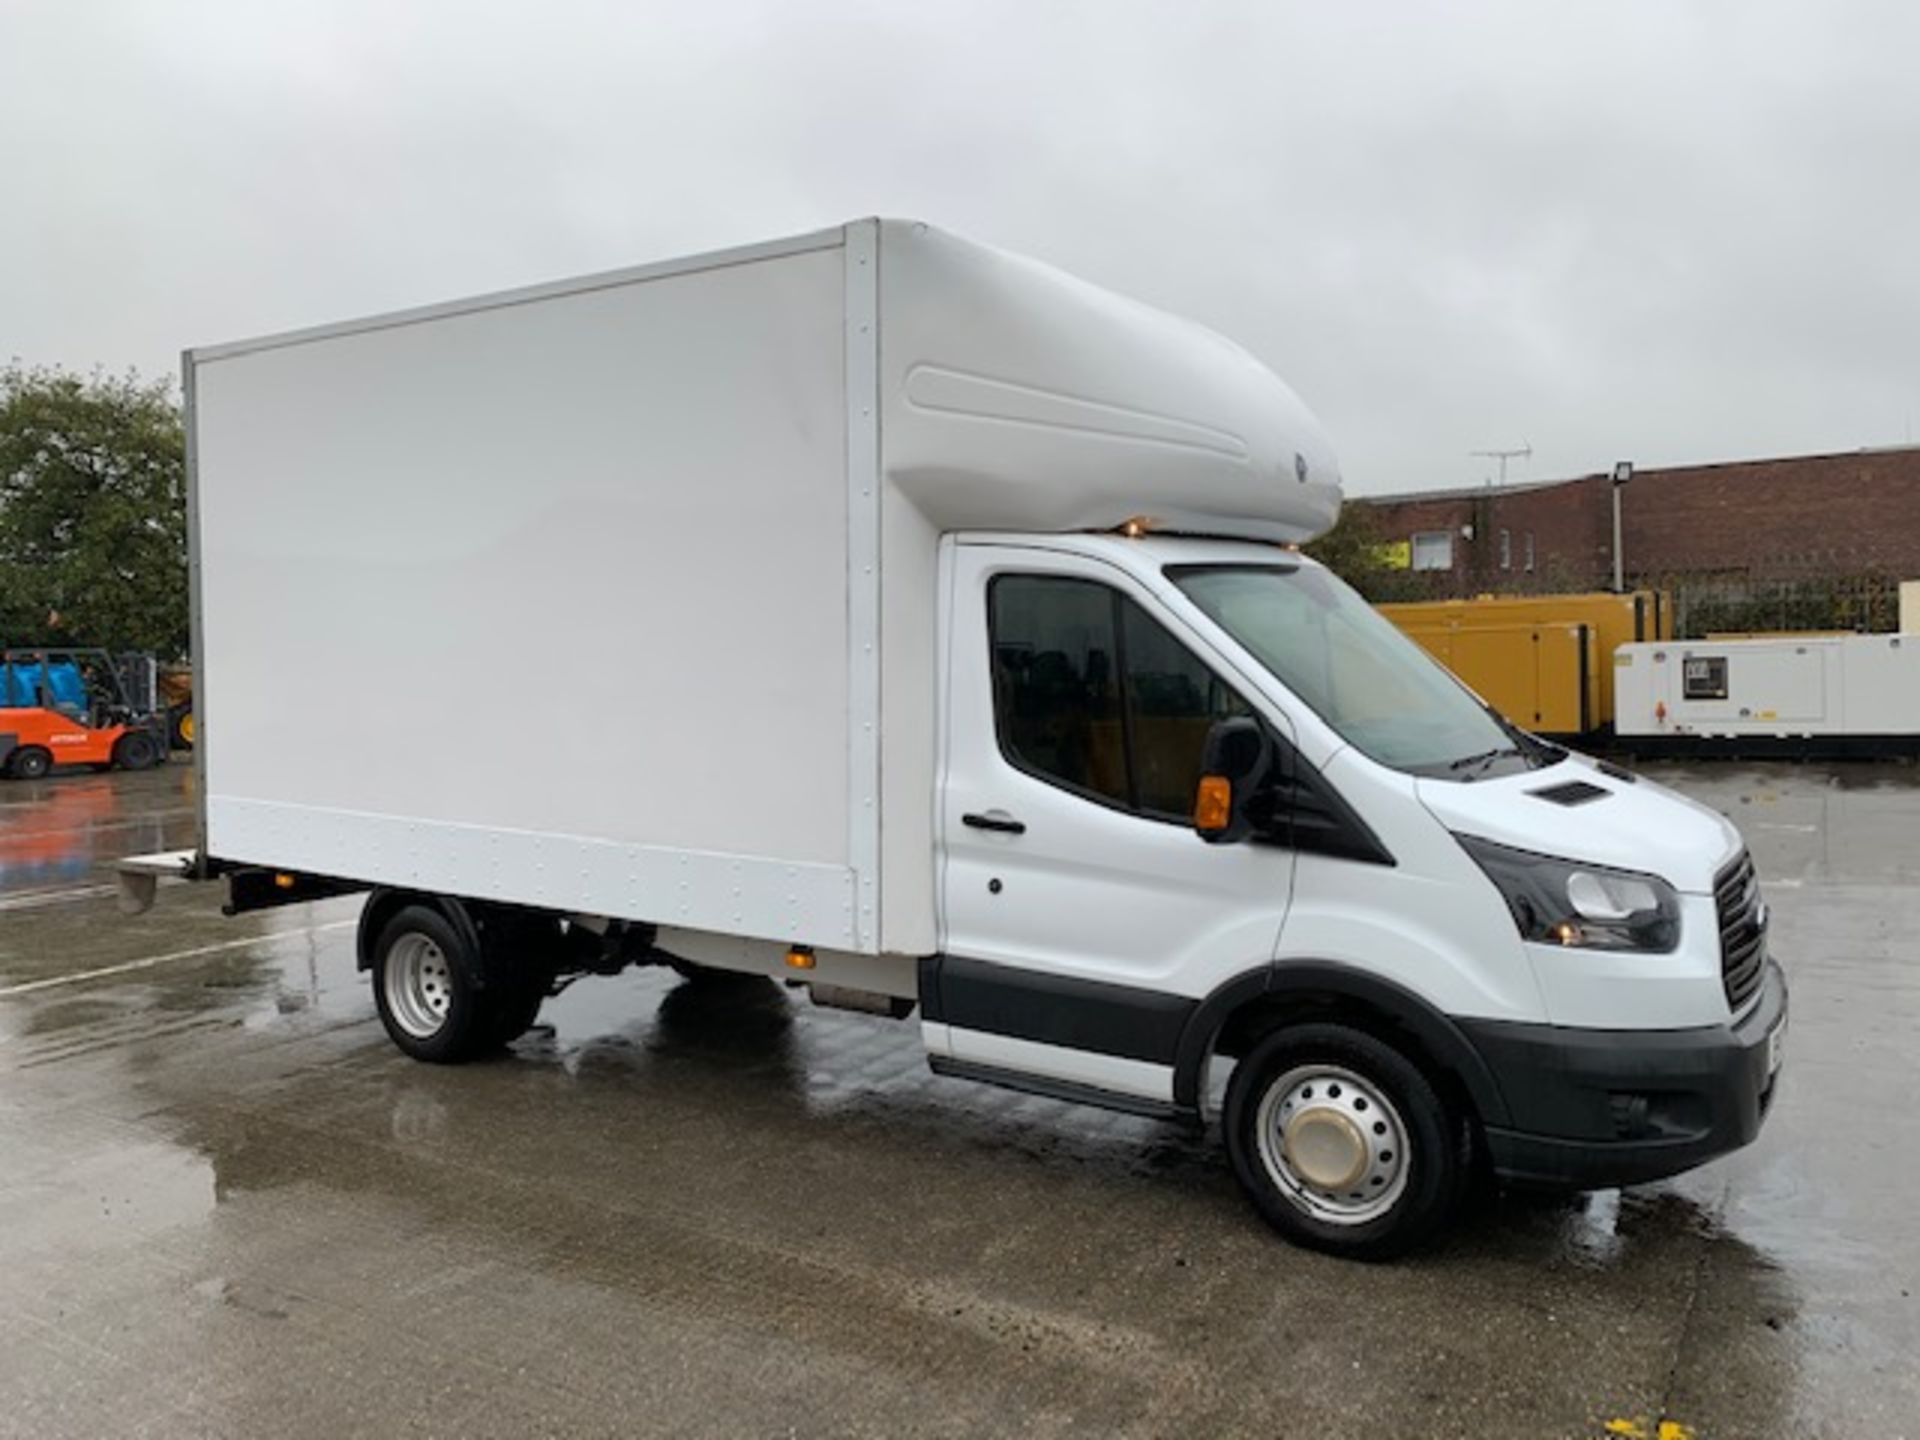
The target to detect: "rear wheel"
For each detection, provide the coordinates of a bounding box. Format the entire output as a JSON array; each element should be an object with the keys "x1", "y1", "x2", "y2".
[
  {"x1": 169, "y1": 704, "x2": 195, "y2": 750},
  {"x1": 113, "y1": 731, "x2": 160, "y2": 771},
  {"x1": 474, "y1": 910, "x2": 561, "y2": 1047},
  {"x1": 372, "y1": 906, "x2": 490, "y2": 1063},
  {"x1": 1224, "y1": 1021, "x2": 1464, "y2": 1260},
  {"x1": 669, "y1": 958, "x2": 765, "y2": 987},
  {"x1": 484, "y1": 973, "x2": 550, "y2": 1047},
  {"x1": 7, "y1": 747, "x2": 52, "y2": 781}
]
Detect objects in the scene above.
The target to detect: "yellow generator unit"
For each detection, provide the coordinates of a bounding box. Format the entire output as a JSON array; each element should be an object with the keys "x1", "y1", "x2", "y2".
[{"x1": 1377, "y1": 590, "x2": 1671, "y2": 736}]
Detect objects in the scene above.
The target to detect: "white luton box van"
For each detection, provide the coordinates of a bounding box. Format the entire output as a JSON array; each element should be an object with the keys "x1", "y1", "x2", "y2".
[{"x1": 123, "y1": 220, "x2": 1786, "y2": 1257}]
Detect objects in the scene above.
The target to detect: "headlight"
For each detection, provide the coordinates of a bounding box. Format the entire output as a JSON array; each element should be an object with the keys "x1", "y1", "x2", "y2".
[{"x1": 1455, "y1": 835, "x2": 1680, "y2": 953}]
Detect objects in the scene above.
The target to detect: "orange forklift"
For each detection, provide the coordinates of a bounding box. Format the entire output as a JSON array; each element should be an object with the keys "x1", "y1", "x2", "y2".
[{"x1": 0, "y1": 648, "x2": 168, "y2": 780}]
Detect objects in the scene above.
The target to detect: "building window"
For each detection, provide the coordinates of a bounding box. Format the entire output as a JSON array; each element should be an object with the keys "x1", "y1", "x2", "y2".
[
  {"x1": 1498, "y1": 528, "x2": 1512, "y2": 571},
  {"x1": 1524, "y1": 532, "x2": 1536, "y2": 572},
  {"x1": 1411, "y1": 531, "x2": 1453, "y2": 571}
]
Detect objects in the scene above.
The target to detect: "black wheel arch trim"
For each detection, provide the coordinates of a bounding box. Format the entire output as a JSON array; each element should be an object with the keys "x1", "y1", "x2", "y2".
[
  {"x1": 356, "y1": 887, "x2": 491, "y2": 988},
  {"x1": 1171, "y1": 960, "x2": 1511, "y2": 1128}
]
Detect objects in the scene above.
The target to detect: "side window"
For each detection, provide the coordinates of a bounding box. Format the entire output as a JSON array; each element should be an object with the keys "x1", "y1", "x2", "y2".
[
  {"x1": 1119, "y1": 600, "x2": 1250, "y2": 817},
  {"x1": 989, "y1": 574, "x2": 1249, "y2": 821},
  {"x1": 990, "y1": 576, "x2": 1128, "y2": 806}
]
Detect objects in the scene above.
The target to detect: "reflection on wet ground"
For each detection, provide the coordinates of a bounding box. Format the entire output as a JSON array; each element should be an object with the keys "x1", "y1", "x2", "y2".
[
  {"x1": 0, "y1": 760, "x2": 1914, "y2": 1436},
  {"x1": 0, "y1": 769, "x2": 192, "y2": 906}
]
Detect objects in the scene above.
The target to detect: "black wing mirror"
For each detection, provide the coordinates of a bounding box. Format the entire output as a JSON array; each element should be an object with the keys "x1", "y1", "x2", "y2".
[{"x1": 1193, "y1": 716, "x2": 1277, "y2": 844}]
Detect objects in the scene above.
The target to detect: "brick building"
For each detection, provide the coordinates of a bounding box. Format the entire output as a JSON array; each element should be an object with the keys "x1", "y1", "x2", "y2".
[{"x1": 1351, "y1": 446, "x2": 1920, "y2": 595}]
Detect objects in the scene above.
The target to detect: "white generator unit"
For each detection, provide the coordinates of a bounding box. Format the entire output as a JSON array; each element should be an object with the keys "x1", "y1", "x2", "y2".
[{"x1": 1615, "y1": 633, "x2": 1920, "y2": 748}]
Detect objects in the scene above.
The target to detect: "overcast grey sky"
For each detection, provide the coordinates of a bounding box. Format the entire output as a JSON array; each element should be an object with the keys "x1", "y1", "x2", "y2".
[{"x1": 3, "y1": 1, "x2": 1915, "y2": 494}]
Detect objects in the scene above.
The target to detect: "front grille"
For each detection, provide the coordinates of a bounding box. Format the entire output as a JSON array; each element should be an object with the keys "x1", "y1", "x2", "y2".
[{"x1": 1714, "y1": 850, "x2": 1767, "y2": 1012}]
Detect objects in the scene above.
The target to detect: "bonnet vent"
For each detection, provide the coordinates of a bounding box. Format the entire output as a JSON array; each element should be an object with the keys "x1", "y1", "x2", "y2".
[{"x1": 1529, "y1": 780, "x2": 1611, "y2": 807}]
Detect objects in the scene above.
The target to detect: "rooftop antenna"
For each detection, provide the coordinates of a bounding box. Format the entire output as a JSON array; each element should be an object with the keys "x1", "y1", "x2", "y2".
[{"x1": 1470, "y1": 443, "x2": 1532, "y2": 486}]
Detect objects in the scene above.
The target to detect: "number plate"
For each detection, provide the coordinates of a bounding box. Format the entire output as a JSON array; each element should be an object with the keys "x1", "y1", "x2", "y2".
[{"x1": 1765, "y1": 1017, "x2": 1787, "y2": 1075}]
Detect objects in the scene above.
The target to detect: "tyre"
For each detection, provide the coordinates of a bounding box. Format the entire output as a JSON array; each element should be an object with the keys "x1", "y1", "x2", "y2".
[
  {"x1": 475, "y1": 910, "x2": 561, "y2": 1047},
  {"x1": 1224, "y1": 1021, "x2": 1464, "y2": 1260},
  {"x1": 8, "y1": 746, "x2": 52, "y2": 781},
  {"x1": 484, "y1": 974, "x2": 550, "y2": 1048},
  {"x1": 169, "y1": 704, "x2": 194, "y2": 750},
  {"x1": 113, "y1": 731, "x2": 160, "y2": 771},
  {"x1": 669, "y1": 958, "x2": 763, "y2": 986},
  {"x1": 371, "y1": 905, "x2": 491, "y2": 1063}
]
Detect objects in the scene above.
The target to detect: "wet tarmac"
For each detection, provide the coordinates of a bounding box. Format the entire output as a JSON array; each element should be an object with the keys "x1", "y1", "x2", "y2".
[{"x1": 0, "y1": 758, "x2": 1914, "y2": 1438}]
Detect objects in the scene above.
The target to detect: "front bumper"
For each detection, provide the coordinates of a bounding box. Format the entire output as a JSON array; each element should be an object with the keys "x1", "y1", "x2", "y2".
[{"x1": 1462, "y1": 959, "x2": 1788, "y2": 1189}]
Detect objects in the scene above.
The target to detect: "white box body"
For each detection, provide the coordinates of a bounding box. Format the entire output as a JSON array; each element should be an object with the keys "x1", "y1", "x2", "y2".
[{"x1": 190, "y1": 220, "x2": 1340, "y2": 956}]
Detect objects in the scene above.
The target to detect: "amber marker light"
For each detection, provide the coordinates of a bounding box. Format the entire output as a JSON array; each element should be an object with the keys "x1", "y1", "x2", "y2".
[
  {"x1": 1193, "y1": 776, "x2": 1233, "y2": 834},
  {"x1": 785, "y1": 947, "x2": 817, "y2": 970}
]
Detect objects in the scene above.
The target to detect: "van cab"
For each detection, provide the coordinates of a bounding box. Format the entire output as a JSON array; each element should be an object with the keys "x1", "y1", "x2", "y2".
[{"x1": 925, "y1": 530, "x2": 1785, "y2": 1254}]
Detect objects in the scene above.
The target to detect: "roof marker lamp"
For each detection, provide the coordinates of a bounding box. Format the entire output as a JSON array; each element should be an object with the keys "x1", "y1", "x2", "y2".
[{"x1": 1455, "y1": 835, "x2": 1679, "y2": 952}]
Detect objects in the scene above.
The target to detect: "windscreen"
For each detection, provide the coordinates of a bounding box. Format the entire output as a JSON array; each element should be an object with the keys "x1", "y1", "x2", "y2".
[{"x1": 1170, "y1": 563, "x2": 1520, "y2": 775}]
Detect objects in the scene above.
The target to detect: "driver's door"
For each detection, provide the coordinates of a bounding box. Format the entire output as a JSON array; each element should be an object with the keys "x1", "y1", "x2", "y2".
[{"x1": 933, "y1": 543, "x2": 1297, "y2": 1105}]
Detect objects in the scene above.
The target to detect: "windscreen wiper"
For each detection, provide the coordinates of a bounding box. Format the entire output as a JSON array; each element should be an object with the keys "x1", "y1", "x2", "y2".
[{"x1": 1447, "y1": 746, "x2": 1524, "y2": 778}]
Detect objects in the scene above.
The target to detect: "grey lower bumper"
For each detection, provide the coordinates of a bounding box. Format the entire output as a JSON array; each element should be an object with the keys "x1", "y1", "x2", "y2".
[{"x1": 1461, "y1": 960, "x2": 1788, "y2": 1189}]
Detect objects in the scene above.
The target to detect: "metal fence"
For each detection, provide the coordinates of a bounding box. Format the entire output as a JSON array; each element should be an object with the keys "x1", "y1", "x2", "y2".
[{"x1": 1658, "y1": 572, "x2": 1901, "y2": 638}]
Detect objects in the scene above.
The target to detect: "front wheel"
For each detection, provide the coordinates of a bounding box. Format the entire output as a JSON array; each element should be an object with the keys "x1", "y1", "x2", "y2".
[
  {"x1": 1224, "y1": 1021, "x2": 1464, "y2": 1260},
  {"x1": 7, "y1": 746, "x2": 53, "y2": 781},
  {"x1": 372, "y1": 906, "x2": 491, "y2": 1063},
  {"x1": 113, "y1": 731, "x2": 160, "y2": 771}
]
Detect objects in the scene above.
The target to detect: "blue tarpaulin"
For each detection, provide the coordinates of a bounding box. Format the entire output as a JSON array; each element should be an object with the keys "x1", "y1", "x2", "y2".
[{"x1": 0, "y1": 661, "x2": 87, "y2": 712}]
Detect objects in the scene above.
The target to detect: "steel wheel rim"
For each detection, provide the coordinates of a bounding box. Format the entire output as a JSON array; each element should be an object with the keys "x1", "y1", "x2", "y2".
[
  {"x1": 384, "y1": 934, "x2": 454, "y2": 1039},
  {"x1": 1254, "y1": 1063, "x2": 1410, "y2": 1226}
]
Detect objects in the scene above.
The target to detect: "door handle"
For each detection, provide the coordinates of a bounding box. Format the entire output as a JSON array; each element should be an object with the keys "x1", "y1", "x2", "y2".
[{"x1": 961, "y1": 810, "x2": 1026, "y2": 835}]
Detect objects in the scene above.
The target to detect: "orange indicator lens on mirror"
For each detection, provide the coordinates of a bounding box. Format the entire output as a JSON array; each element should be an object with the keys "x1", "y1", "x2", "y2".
[{"x1": 1193, "y1": 776, "x2": 1233, "y2": 833}]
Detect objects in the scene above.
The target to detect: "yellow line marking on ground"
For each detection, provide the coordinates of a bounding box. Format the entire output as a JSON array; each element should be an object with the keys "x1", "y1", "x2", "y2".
[
  {"x1": 0, "y1": 920, "x2": 356, "y2": 997},
  {"x1": 1603, "y1": 1418, "x2": 1695, "y2": 1440}
]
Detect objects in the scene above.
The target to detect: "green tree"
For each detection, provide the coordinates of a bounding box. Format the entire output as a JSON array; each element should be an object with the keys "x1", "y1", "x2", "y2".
[
  {"x1": 1306, "y1": 503, "x2": 1460, "y2": 604},
  {"x1": 1305, "y1": 502, "x2": 1424, "y2": 602},
  {"x1": 1303, "y1": 499, "x2": 1387, "y2": 587},
  {"x1": 0, "y1": 364, "x2": 187, "y2": 657}
]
